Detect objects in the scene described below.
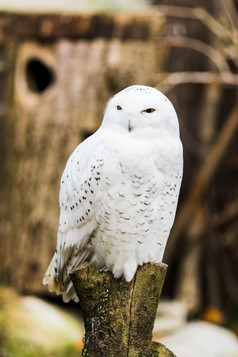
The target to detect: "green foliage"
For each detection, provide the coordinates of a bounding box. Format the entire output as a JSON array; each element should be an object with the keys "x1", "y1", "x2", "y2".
[
  {"x1": 0, "y1": 339, "x2": 81, "y2": 357},
  {"x1": 0, "y1": 287, "x2": 83, "y2": 357}
]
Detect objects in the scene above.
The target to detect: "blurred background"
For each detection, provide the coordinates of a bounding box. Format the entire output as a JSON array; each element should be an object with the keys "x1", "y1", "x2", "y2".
[{"x1": 0, "y1": 0, "x2": 238, "y2": 356}]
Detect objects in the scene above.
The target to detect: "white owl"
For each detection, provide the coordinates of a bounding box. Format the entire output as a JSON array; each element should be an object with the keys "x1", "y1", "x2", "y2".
[{"x1": 43, "y1": 85, "x2": 183, "y2": 302}]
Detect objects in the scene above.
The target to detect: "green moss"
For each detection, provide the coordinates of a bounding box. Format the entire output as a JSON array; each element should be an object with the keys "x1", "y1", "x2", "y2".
[
  {"x1": 71, "y1": 262, "x2": 174, "y2": 357},
  {"x1": 151, "y1": 341, "x2": 176, "y2": 357}
]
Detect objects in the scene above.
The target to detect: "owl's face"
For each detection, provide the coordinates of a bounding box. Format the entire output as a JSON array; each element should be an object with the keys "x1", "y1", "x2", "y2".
[{"x1": 102, "y1": 85, "x2": 180, "y2": 138}]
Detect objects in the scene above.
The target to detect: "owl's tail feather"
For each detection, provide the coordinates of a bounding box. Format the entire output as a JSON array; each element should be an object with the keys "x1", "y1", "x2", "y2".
[
  {"x1": 43, "y1": 245, "x2": 92, "y2": 302},
  {"x1": 42, "y1": 253, "x2": 61, "y2": 295},
  {"x1": 62, "y1": 281, "x2": 79, "y2": 303}
]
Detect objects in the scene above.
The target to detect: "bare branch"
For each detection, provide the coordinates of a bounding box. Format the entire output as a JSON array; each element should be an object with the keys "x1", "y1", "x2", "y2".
[
  {"x1": 153, "y1": 5, "x2": 233, "y2": 43},
  {"x1": 220, "y1": 0, "x2": 238, "y2": 30},
  {"x1": 160, "y1": 36, "x2": 229, "y2": 72},
  {"x1": 155, "y1": 71, "x2": 238, "y2": 93},
  {"x1": 210, "y1": 198, "x2": 238, "y2": 229}
]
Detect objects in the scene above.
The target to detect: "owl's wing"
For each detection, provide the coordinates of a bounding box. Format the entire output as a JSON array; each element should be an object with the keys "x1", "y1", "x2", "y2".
[{"x1": 43, "y1": 131, "x2": 103, "y2": 301}]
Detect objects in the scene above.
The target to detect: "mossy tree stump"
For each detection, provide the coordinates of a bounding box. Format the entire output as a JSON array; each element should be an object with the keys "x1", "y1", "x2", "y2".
[{"x1": 70, "y1": 262, "x2": 176, "y2": 357}]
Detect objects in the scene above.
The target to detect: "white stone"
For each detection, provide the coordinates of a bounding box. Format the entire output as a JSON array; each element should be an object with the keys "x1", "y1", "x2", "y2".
[{"x1": 159, "y1": 321, "x2": 238, "y2": 357}]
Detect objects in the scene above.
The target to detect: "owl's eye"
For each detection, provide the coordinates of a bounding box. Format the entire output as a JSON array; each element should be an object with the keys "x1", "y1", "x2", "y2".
[
  {"x1": 117, "y1": 105, "x2": 122, "y2": 111},
  {"x1": 143, "y1": 108, "x2": 155, "y2": 113}
]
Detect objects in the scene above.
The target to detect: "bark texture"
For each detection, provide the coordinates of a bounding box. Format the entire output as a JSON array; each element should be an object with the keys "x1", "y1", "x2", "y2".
[
  {"x1": 0, "y1": 13, "x2": 164, "y2": 41},
  {"x1": 71, "y1": 262, "x2": 176, "y2": 357}
]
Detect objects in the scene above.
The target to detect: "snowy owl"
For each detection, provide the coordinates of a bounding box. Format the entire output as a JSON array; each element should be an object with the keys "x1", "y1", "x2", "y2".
[{"x1": 43, "y1": 85, "x2": 183, "y2": 302}]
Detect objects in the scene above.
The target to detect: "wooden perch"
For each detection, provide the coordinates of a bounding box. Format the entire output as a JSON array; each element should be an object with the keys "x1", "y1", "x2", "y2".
[{"x1": 70, "y1": 262, "x2": 176, "y2": 357}]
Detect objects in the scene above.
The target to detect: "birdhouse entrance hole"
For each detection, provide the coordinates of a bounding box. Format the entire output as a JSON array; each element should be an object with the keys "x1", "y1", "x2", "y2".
[{"x1": 26, "y1": 58, "x2": 55, "y2": 93}]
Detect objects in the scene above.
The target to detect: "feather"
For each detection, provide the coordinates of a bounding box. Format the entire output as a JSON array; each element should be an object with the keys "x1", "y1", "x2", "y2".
[{"x1": 43, "y1": 85, "x2": 183, "y2": 302}]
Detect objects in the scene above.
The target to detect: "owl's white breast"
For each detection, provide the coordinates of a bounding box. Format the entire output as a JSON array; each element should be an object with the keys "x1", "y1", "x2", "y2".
[{"x1": 89, "y1": 128, "x2": 183, "y2": 281}]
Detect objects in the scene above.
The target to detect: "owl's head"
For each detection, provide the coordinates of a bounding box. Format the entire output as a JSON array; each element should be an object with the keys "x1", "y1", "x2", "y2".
[{"x1": 102, "y1": 85, "x2": 180, "y2": 138}]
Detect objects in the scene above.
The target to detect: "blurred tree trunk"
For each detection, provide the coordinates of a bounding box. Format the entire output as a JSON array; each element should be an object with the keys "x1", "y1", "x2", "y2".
[
  {"x1": 174, "y1": 83, "x2": 222, "y2": 314},
  {"x1": 0, "y1": 13, "x2": 164, "y2": 294}
]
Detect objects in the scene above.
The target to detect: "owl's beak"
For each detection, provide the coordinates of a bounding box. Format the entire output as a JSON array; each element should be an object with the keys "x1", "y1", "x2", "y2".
[{"x1": 128, "y1": 120, "x2": 133, "y2": 133}]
